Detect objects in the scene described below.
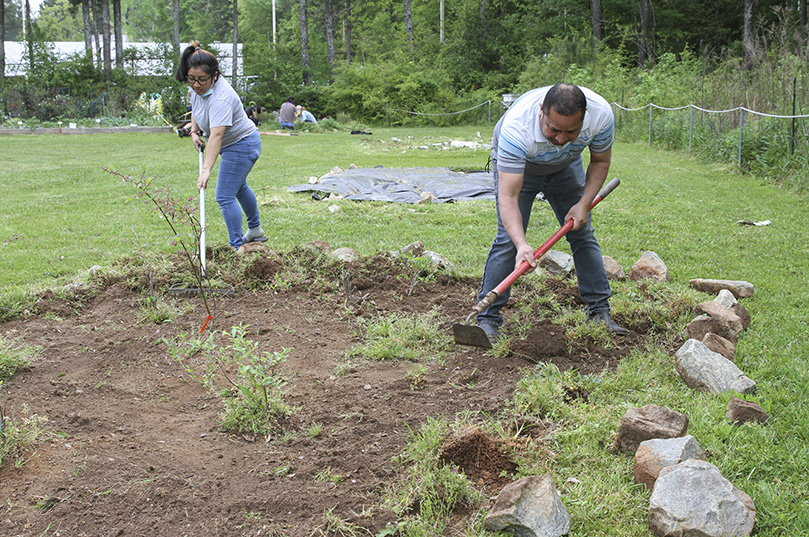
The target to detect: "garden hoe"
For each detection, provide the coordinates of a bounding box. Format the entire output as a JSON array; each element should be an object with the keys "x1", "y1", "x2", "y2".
[
  {"x1": 452, "y1": 177, "x2": 621, "y2": 348},
  {"x1": 168, "y1": 147, "x2": 235, "y2": 298}
]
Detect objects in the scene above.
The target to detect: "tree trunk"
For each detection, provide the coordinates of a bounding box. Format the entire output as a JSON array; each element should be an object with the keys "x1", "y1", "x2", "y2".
[
  {"x1": 25, "y1": 0, "x2": 34, "y2": 71},
  {"x1": 1, "y1": 0, "x2": 5, "y2": 88},
  {"x1": 638, "y1": 0, "x2": 651, "y2": 67},
  {"x1": 299, "y1": 0, "x2": 310, "y2": 84},
  {"x1": 172, "y1": 0, "x2": 180, "y2": 54},
  {"x1": 82, "y1": 0, "x2": 93, "y2": 59},
  {"x1": 344, "y1": 0, "x2": 351, "y2": 62},
  {"x1": 113, "y1": 0, "x2": 123, "y2": 69},
  {"x1": 403, "y1": 0, "x2": 413, "y2": 42},
  {"x1": 91, "y1": 0, "x2": 102, "y2": 69},
  {"x1": 232, "y1": 0, "x2": 238, "y2": 81},
  {"x1": 743, "y1": 0, "x2": 754, "y2": 68},
  {"x1": 101, "y1": 0, "x2": 111, "y2": 75},
  {"x1": 324, "y1": 0, "x2": 335, "y2": 65},
  {"x1": 592, "y1": 0, "x2": 603, "y2": 41}
]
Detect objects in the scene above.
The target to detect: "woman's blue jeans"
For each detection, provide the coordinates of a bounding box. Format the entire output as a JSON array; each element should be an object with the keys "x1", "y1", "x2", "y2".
[
  {"x1": 476, "y1": 156, "x2": 612, "y2": 327},
  {"x1": 216, "y1": 131, "x2": 262, "y2": 248}
]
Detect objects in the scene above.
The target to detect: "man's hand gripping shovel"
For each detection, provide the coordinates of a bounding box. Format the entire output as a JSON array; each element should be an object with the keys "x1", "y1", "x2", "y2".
[{"x1": 452, "y1": 177, "x2": 621, "y2": 348}]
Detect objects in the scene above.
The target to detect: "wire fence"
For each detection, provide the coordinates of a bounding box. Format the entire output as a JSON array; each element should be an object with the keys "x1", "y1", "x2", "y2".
[
  {"x1": 385, "y1": 101, "x2": 492, "y2": 127},
  {"x1": 381, "y1": 97, "x2": 807, "y2": 185},
  {"x1": 613, "y1": 102, "x2": 809, "y2": 170}
]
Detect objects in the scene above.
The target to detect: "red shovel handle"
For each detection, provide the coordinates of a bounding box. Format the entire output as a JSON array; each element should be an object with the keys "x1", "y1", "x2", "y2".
[{"x1": 472, "y1": 177, "x2": 620, "y2": 315}]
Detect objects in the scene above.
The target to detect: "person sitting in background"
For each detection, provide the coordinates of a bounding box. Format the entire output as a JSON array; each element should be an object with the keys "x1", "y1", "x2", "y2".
[
  {"x1": 299, "y1": 106, "x2": 317, "y2": 124},
  {"x1": 244, "y1": 102, "x2": 262, "y2": 126},
  {"x1": 279, "y1": 97, "x2": 296, "y2": 129}
]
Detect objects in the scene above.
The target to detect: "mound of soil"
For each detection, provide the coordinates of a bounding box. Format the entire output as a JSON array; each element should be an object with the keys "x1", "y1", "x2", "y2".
[{"x1": 0, "y1": 252, "x2": 645, "y2": 536}]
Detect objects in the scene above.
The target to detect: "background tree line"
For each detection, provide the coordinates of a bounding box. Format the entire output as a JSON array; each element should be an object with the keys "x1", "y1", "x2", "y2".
[{"x1": 1, "y1": 0, "x2": 808, "y2": 127}]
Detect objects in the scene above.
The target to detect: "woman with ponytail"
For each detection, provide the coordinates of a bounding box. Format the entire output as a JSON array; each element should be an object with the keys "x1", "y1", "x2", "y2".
[{"x1": 175, "y1": 41, "x2": 267, "y2": 249}]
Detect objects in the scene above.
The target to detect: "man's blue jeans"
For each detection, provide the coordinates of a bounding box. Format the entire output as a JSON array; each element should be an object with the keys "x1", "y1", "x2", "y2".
[
  {"x1": 476, "y1": 156, "x2": 612, "y2": 327},
  {"x1": 216, "y1": 131, "x2": 262, "y2": 248}
]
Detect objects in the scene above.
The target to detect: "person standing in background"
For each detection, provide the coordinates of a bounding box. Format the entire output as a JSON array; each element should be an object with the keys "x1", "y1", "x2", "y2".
[{"x1": 279, "y1": 97, "x2": 296, "y2": 129}]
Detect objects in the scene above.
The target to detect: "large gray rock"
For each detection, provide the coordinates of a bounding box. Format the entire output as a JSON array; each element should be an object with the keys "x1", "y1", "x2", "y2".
[
  {"x1": 689, "y1": 278, "x2": 755, "y2": 298},
  {"x1": 634, "y1": 435, "x2": 706, "y2": 490},
  {"x1": 674, "y1": 339, "x2": 756, "y2": 394},
  {"x1": 616, "y1": 404, "x2": 689, "y2": 454},
  {"x1": 726, "y1": 396, "x2": 768, "y2": 425},
  {"x1": 650, "y1": 459, "x2": 756, "y2": 537},
  {"x1": 483, "y1": 474, "x2": 570, "y2": 537},
  {"x1": 539, "y1": 250, "x2": 574, "y2": 277},
  {"x1": 629, "y1": 251, "x2": 670, "y2": 282}
]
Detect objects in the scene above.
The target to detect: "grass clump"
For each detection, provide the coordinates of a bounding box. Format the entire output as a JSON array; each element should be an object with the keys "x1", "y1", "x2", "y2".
[
  {"x1": 385, "y1": 417, "x2": 485, "y2": 536},
  {"x1": 348, "y1": 310, "x2": 450, "y2": 362},
  {"x1": 218, "y1": 326, "x2": 291, "y2": 437},
  {"x1": 0, "y1": 404, "x2": 49, "y2": 469},
  {"x1": 0, "y1": 333, "x2": 40, "y2": 381},
  {"x1": 163, "y1": 325, "x2": 290, "y2": 437}
]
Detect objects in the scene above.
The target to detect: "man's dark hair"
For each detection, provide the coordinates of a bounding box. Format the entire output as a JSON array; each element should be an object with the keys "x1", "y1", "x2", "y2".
[{"x1": 543, "y1": 84, "x2": 587, "y2": 119}]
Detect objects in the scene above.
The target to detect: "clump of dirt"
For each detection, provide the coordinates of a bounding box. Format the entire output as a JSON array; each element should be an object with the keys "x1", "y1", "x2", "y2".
[
  {"x1": 440, "y1": 428, "x2": 518, "y2": 494},
  {"x1": 243, "y1": 256, "x2": 283, "y2": 280},
  {"x1": 0, "y1": 247, "x2": 654, "y2": 536},
  {"x1": 508, "y1": 318, "x2": 642, "y2": 375}
]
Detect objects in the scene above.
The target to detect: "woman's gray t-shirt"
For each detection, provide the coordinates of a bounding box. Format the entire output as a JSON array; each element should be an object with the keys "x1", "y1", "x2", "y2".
[{"x1": 191, "y1": 76, "x2": 256, "y2": 148}]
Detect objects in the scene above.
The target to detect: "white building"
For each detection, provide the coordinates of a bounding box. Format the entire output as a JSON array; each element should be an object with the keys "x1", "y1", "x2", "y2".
[{"x1": 2, "y1": 40, "x2": 243, "y2": 78}]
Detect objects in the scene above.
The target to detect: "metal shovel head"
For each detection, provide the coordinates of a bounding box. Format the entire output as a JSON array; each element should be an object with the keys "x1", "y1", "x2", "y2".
[{"x1": 452, "y1": 323, "x2": 493, "y2": 349}]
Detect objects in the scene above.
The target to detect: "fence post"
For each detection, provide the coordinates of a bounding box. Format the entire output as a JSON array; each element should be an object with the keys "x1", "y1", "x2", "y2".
[
  {"x1": 792, "y1": 77, "x2": 797, "y2": 156},
  {"x1": 648, "y1": 103, "x2": 653, "y2": 147},
  {"x1": 488, "y1": 100, "x2": 491, "y2": 126},
  {"x1": 738, "y1": 108, "x2": 744, "y2": 168},
  {"x1": 689, "y1": 105, "x2": 694, "y2": 152},
  {"x1": 386, "y1": 103, "x2": 390, "y2": 128}
]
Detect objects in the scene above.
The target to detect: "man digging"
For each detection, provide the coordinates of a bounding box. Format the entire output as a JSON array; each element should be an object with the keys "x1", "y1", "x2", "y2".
[{"x1": 477, "y1": 83, "x2": 628, "y2": 343}]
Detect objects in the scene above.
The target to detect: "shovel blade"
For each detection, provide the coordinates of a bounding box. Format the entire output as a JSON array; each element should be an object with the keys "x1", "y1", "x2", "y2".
[{"x1": 452, "y1": 323, "x2": 493, "y2": 349}]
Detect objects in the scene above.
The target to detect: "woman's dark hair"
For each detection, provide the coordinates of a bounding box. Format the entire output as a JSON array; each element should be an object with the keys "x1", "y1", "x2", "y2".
[
  {"x1": 287, "y1": 97, "x2": 295, "y2": 103},
  {"x1": 175, "y1": 40, "x2": 220, "y2": 83},
  {"x1": 543, "y1": 83, "x2": 587, "y2": 120}
]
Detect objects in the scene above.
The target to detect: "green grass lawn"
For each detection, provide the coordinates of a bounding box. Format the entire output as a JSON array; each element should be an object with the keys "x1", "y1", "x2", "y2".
[{"x1": 1, "y1": 126, "x2": 808, "y2": 534}]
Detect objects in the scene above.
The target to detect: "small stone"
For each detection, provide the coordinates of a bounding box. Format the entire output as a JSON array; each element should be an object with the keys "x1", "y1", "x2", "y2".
[
  {"x1": 629, "y1": 251, "x2": 670, "y2": 282},
  {"x1": 616, "y1": 404, "x2": 689, "y2": 454},
  {"x1": 689, "y1": 278, "x2": 754, "y2": 298},
  {"x1": 702, "y1": 333, "x2": 736, "y2": 361},
  {"x1": 602, "y1": 256, "x2": 626, "y2": 280},
  {"x1": 726, "y1": 396, "x2": 768, "y2": 425},
  {"x1": 539, "y1": 250, "x2": 574, "y2": 277},
  {"x1": 332, "y1": 247, "x2": 360, "y2": 262}
]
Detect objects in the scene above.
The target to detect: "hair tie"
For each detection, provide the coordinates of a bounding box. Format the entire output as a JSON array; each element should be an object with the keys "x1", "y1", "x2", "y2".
[{"x1": 194, "y1": 46, "x2": 201, "y2": 52}]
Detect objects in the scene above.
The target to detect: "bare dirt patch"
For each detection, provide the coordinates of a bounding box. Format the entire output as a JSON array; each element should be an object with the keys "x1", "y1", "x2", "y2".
[{"x1": 0, "y1": 251, "x2": 648, "y2": 536}]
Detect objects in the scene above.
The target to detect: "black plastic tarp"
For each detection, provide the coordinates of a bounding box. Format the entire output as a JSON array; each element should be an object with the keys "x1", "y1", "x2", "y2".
[{"x1": 287, "y1": 167, "x2": 495, "y2": 203}]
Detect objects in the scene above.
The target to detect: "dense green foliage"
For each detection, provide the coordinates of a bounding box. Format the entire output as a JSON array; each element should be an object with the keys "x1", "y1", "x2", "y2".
[{"x1": 2, "y1": 0, "x2": 808, "y2": 184}]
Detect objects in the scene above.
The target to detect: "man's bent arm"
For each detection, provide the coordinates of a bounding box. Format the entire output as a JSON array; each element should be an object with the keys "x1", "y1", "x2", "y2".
[
  {"x1": 498, "y1": 171, "x2": 537, "y2": 271},
  {"x1": 566, "y1": 147, "x2": 611, "y2": 230}
]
